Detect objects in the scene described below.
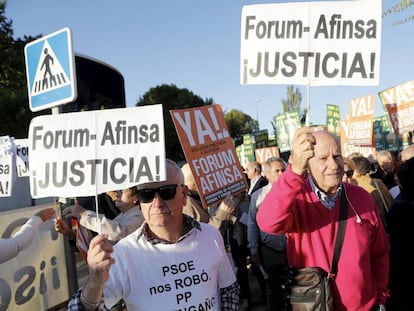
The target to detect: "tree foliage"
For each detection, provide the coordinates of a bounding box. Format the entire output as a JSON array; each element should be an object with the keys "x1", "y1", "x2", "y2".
[
  {"x1": 224, "y1": 109, "x2": 256, "y2": 138},
  {"x1": 0, "y1": 2, "x2": 43, "y2": 138},
  {"x1": 135, "y1": 84, "x2": 214, "y2": 163},
  {"x1": 271, "y1": 85, "x2": 307, "y2": 137},
  {"x1": 281, "y1": 85, "x2": 302, "y2": 113}
]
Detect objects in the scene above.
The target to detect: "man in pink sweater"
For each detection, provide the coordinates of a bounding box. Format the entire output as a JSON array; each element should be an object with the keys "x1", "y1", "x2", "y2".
[{"x1": 257, "y1": 128, "x2": 390, "y2": 311}]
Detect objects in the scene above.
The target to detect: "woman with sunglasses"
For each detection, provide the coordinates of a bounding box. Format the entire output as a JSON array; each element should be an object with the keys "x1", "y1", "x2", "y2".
[
  {"x1": 342, "y1": 157, "x2": 356, "y2": 184},
  {"x1": 54, "y1": 187, "x2": 144, "y2": 244},
  {"x1": 67, "y1": 159, "x2": 240, "y2": 311}
]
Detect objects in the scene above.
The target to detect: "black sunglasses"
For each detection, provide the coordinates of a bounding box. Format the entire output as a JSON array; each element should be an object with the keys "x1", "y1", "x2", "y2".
[
  {"x1": 344, "y1": 170, "x2": 354, "y2": 178},
  {"x1": 138, "y1": 184, "x2": 183, "y2": 203}
]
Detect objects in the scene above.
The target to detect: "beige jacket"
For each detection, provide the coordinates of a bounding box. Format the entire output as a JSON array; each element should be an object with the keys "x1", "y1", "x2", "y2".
[{"x1": 354, "y1": 174, "x2": 393, "y2": 227}]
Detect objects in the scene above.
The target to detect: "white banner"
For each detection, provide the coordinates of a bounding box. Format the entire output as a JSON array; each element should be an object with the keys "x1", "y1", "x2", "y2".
[
  {"x1": 0, "y1": 204, "x2": 68, "y2": 310},
  {"x1": 240, "y1": 0, "x2": 381, "y2": 86},
  {"x1": 28, "y1": 105, "x2": 165, "y2": 198},
  {"x1": 15, "y1": 139, "x2": 30, "y2": 178},
  {"x1": 0, "y1": 136, "x2": 15, "y2": 197}
]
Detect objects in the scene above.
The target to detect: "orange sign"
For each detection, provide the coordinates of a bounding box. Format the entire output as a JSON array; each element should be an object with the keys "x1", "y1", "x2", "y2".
[
  {"x1": 170, "y1": 105, "x2": 248, "y2": 207},
  {"x1": 379, "y1": 80, "x2": 414, "y2": 134},
  {"x1": 347, "y1": 95, "x2": 374, "y2": 145},
  {"x1": 340, "y1": 114, "x2": 376, "y2": 159},
  {"x1": 254, "y1": 146, "x2": 280, "y2": 168}
]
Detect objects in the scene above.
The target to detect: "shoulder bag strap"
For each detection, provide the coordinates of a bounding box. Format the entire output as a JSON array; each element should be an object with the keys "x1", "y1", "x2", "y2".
[
  {"x1": 373, "y1": 179, "x2": 389, "y2": 213},
  {"x1": 329, "y1": 186, "x2": 348, "y2": 279}
]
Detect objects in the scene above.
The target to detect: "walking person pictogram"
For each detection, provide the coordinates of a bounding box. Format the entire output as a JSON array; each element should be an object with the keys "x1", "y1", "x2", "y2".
[{"x1": 40, "y1": 48, "x2": 56, "y2": 89}]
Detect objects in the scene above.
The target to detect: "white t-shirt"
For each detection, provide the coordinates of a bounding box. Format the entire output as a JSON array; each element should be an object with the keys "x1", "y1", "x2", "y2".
[{"x1": 103, "y1": 222, "x2": 236, "y2": 311}]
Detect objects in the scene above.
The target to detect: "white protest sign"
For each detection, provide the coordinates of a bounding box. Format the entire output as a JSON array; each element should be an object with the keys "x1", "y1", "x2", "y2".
[
  {"x1": 28, "y1": 105, "x2": 165, "y2": 198},
  {"x1": 0, "y1": 204, "x2": 69, "y2": 310},
  {"x1": 15, "y1": 138, "x2": 30, "y2": 177},
  {"x1": 0, "y1": 136, "x2": 15, "y2": 197},
  {"x1": 0, "y1": 154, "x2": 13, "y2": 197},
  {"x1": 241, "y1": 0, "x2": 381, "y2": 86}
]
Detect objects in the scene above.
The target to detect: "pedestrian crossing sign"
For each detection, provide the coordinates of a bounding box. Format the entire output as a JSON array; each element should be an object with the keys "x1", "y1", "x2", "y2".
[{"x1": 25, "y1": 27, "x2": 77, "y2": 112}]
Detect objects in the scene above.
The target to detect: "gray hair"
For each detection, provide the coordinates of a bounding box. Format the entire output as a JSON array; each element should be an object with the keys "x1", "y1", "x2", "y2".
[
  {"x1": 167, "y1": 158, "x2": 184, "y2": 184},
  {"x1": 264, "y1": 157, "x2": 287, "y2": 173},
  {"x1": 137, "y1": 158, "x2": 184, "y2": 190}
]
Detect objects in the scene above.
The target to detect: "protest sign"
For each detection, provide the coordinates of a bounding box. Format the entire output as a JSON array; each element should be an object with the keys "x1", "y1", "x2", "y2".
[
  {"x1": 170, "y1": 105, "x2": 248, "y2": 207},
  {"x1": 347, "y1": 95, "x2": 374, "y2": 145},
  {"x1": 254, "y1": 146, "x2": 280, "y2": 168},
  {"x1": 15, "y1": 139, "x2": 29, "y2": 178},
  {"x1": 378, "y1": 80, "x2": 414, "y2": 135},
  {"x1": 275, "y1": 112, "x2": 301, "y2": 153},
  {"x1": 326, "y1": 104, "x2": 340, "y2": 137},
  {"x1": 340, "y1": 114, "x2": 376, "y2": 159},
  {"x1": 235, "y1": 134, "x2": 255, "y2": 169},
  {"x1": 241, "y1": 0, "x2": 381, "y2": 86},
  {"x1": 0, "y1": 204, "x2": 68, "y2": 310},
  {"x1": 28, "y1": 105, "x2": 165, "y2": 198},
  {"x1": 0, "y1": 136, "x2": 16, "y2": 197}
]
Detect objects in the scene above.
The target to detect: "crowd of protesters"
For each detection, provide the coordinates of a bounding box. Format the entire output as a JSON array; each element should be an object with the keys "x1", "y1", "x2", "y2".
[{"x1": 3, "y1": 129, "x2": 414, "y2": 311}]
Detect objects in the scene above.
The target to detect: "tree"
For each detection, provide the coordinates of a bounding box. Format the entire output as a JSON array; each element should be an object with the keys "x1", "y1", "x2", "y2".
[
  {"x1": 270, "y1": 85, "x2": 306, "y2": 142},
  {"x1": 224, "y1": 109, "x2": 256, "y2": 138},
  {"x1": 0, "y1": 2, "x2": 43, "y2": 138},
  {"x1": 135, "y1": 84, "x2": 214, "y2": 163},
  {"x1": 279, "y1": 85, "x2": 309, "y2": 125},
  {"x1": 281, "y1": 85, "x2": 302, "y2": 113}
]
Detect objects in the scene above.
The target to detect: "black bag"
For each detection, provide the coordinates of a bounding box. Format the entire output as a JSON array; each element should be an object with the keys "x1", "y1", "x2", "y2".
[{"x1": 283, "y1": 266, "x2": 333, "y2": 311}]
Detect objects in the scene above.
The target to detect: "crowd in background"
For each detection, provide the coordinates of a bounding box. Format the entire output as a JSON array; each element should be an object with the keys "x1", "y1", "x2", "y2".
[{"x1": 2, "y1": 130, "x2": 414, "y2": 311}]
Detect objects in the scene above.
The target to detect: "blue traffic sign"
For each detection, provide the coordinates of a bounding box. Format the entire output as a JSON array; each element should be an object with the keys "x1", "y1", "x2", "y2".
[{"x1": 24, "y1": 27, "x2": 77, "y2": 112}]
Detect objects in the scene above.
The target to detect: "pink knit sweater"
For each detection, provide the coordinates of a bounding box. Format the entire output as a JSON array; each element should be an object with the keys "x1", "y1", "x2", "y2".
[{"x1": 256, "y1": 165, "x2": 390, "y2": 310}]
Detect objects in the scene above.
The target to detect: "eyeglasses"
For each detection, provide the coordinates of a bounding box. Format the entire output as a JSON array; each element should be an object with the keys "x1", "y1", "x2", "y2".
[
  {"x1": 138, "y1": 184, "x2": 183, "y2": 203},
  {"x1": 344, "y1": 170, "x2": 354, "y2": 178},
  {"x1": 270, "y1": 169, "x2": 286, "y2": 174}
]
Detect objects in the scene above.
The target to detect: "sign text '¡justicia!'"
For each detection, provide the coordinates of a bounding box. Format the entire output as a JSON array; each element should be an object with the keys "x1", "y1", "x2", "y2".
[
  {"x1": 242, "y1": 14, "x2": 378, "y2": 82},
  {"x1": 31, "y1": 155, "x2": 160, "y2": 196},
  {"x1": 31, "y1": 121, "x2": 160, "y2": 150}
]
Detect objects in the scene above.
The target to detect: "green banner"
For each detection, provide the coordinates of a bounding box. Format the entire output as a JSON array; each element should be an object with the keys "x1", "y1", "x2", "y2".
[
  {"x1": 326, "y1": 104, "x2": 340, "y2": 137},
  {"x1": 275, "y1": 111, "x2": 300, "y2": 153}
]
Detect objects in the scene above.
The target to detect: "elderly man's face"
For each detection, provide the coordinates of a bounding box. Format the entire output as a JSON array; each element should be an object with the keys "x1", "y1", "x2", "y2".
[
  {"x1": 137, "y1": 162, "x2": 187, "y2": 228},
  {"x1": 308, "y1": 131, "x2": 344, "y2": 195},
  {"x1": 378, "y1": 155, "x2": 394, "y2": 174}
]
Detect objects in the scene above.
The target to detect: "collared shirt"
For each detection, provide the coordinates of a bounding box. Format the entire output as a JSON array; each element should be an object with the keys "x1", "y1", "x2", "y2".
[
  {"x1": 309, "y1": 176, "x2": 341, "y2": 210},
  {"x1": 140, "y1": 214, "x2": 200, "y2": 244},
  {"x1": 67, "y1": 215, "x2": 240, "y2": 311},
  {"x1": 248, "y1": 175, "x2": 260, "y2": 195}
]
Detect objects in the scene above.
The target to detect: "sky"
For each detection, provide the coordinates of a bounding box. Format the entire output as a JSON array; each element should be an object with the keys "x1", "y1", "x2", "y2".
[{"x1": 5, "y1": 0, "x2": 414, "y2": 134}]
